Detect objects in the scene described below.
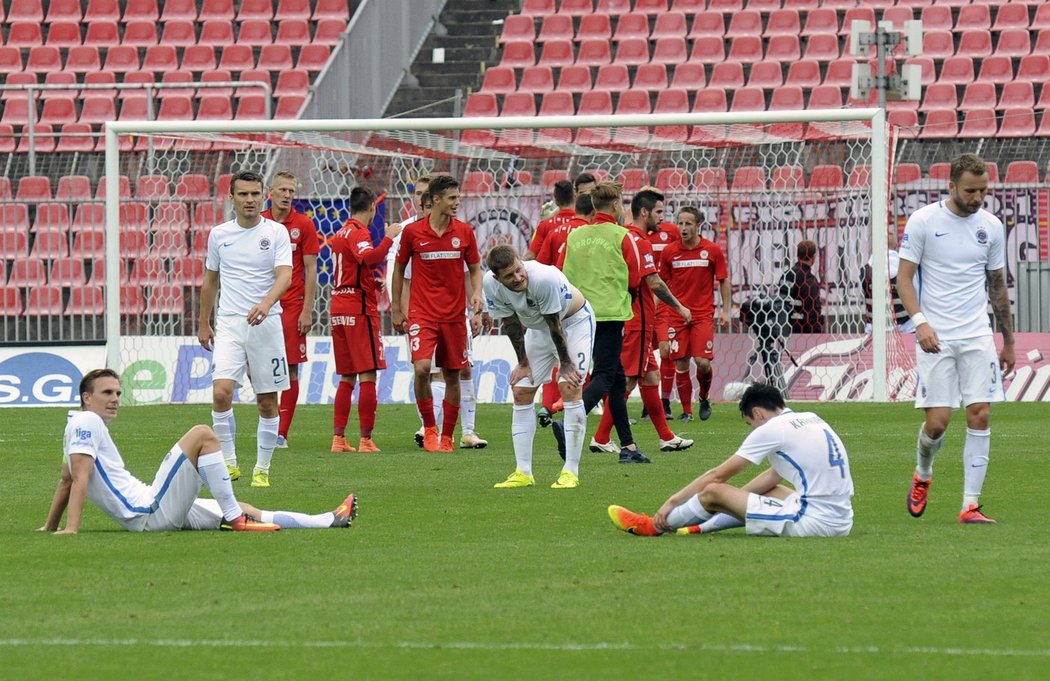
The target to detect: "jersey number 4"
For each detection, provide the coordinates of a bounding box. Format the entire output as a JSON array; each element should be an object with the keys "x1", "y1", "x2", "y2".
[{"x1": 823, "y1": 429, "x2": 846, "y2": 478}]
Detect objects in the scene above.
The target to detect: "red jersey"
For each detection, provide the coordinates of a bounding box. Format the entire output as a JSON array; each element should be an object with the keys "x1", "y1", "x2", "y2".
[
  {"x1": 529, "y1": 208, "x2": 575, "y2": 256},
  {"x1": 396, "y1": 215, "x2": 480, "y2": 322},
  {"x1": 646, "y1": 222, "x2": 680, "y2": 270},
  {"x1": 536, "y1": 215, "x2": 587, "y2": 267},
  {"x1": 261, "y1": 207, "x2": 320, "y2": 309},
  {"x1": 625, "y1": 224, "x2": 659, "y2": 331},
  {"x1": 330, "y1": 218, "x2": 393, "y2": 317},
  {"x1": 659, "y1": 237, "x2": 728, "y2": 318}
]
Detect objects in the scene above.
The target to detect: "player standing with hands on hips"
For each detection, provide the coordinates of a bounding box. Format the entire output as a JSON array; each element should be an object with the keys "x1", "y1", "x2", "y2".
[
  {"x1": 198, "y1": 170, "x2": 292, "y2": 488},
  {"x1": 897, "y1": 153, "x2": 1014, "y2": 524}
]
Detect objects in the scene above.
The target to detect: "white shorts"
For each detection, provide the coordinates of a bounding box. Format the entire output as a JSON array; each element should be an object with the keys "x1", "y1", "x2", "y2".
[
  {"x1": 212, "y1": 314, "x2": 289, "y2": 394},
  {"x1": 141, "y1": 446, "x2": 204, "y2": 532},
  {"x1": 744, "y1": 492, "x2": 853, "y2": 538},
  {"x1": 914, "y1": 336, "x2": 1004, "y2": 409},
  {"x1": 182, "y1": 499, "x2": 225, "y2": 531},
  {"x1": 517, "y1": 303, "x2": 596, "y2": 389}
]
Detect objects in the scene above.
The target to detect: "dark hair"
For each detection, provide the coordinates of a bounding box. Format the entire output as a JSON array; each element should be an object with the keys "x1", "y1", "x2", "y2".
[
  {"x1": 630, "y1": 189, "x2": 664, "y2": 217},
  {"x1": 950, "y1": 153, "x2": 988, "y2": 183},
  {"x1": 350, "y1": 187, "x2": 375, "y2": 213},
  {"x1": 677, "y1": 205, "x2": 701, "y2": 223},
  {"x1": 80, "y1": 368, "x2": 120, "y2": 407},
  {"x1": 486, "y1": 244, "x2": 519, "y2": 275},
  {"x1": 230, "y1": 170, "x2": 265, "y2": 195},
  {"x1": 590, "y1": 181, "x2": 623, "y2": 214},
  {"x1": 738, "y1": 382, "x2": 785, "y2": 418},
  {"x1": 428, "y1": 174, "x2": 460, "y2": 201},
  {"x1": 575, "y1": 191, "x2": 594, "y2": 216},
  {"x1": 573, "y1": 172, "x2": 597, "y2": 191},
  {"x1": 553, "y1": 179, "x2": 575, "y2": 207},
  {"x1": 797, "y1": 239, "x2": 817, "y2": 261}
]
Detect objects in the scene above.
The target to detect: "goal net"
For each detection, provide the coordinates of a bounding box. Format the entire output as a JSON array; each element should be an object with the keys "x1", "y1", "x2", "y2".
[{"x1": 101, "y1": 110, "x2": 914, "y2": 404}]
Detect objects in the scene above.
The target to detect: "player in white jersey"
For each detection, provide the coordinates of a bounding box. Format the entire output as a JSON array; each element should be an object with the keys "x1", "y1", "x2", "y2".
[
  {"x1": 484, "y1": 246, "x2": 595, "y2": 489},
  {"x1": 389, "y1": 175, "x2": 488, "y2": 449},
  {"x1": 198, "y1": 170, "x2": 292, "y2": 489},
  {"x1": 38, "y1": 370, "x2": 358, "y2": 534},
  {"x1": 608, "y1": 383, "x2": 854, "y2": 538},
  {"x1": 896, "y1": 153, "x2": 1015, "y2": 525}
]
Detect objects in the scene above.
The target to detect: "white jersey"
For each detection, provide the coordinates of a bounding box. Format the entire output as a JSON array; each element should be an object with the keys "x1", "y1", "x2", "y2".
[
  {"x1": 484, "y1": 260, "x2": 574, "y2": 330},
  {"x1": 899, "y1": 201, "x2": 1005, "y2": 340},
  {"x1": 735, "y1": 409, "x2": 854, "y2": 522},
  {"x1": 64, "y1": 410, "x2": 154, "y2": 531},
  {"x1": 206, "y1": 217, "x2": 293, "y2": 316}
]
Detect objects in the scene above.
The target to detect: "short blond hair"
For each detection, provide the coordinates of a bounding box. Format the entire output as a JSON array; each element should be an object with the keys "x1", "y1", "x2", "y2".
[{"x1": 590, "y1": 181, "x2": 623, "y2": 214}]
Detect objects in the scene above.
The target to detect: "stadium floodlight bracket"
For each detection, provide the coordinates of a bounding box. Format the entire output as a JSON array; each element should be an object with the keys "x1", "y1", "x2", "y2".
[{"x1": 849, "y1": 19, "x2": 923, "y2": 104}]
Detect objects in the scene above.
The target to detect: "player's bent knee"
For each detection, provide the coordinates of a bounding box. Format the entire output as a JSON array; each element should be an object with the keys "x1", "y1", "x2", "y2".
[{"x1": 696, "y1": 359, "x2": 712, "y2": 372}]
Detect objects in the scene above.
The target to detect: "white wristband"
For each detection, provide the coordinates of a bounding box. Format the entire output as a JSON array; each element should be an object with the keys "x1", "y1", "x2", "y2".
[{"x1": 911, "y1": 312, "x2": 928, "y2": 327}]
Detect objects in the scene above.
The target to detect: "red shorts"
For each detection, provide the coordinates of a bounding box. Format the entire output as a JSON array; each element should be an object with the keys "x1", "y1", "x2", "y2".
[
  {"x1": 332, "y1": 314, "x2": 386, "y2": 376},
  {"x1": 655, "y1": 308, "x2": 677, "y2": 344},
  {"x1": 667, "y1": 318, "x2": 715, "y2": 361},
  {"x1": 409, "y1": 320, "x2": 469, "y2": 371},
  {"x1": 281, "y1": 303, "x2": 308, "y2": 365},
  {"x1": 621, "y1": 324, "x2": 659, "y2": 378}
]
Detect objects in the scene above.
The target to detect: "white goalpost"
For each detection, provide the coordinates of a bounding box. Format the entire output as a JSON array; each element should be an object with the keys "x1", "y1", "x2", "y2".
[{"x1": 103, "y1": 108, "x2": 910, "y2": 403}]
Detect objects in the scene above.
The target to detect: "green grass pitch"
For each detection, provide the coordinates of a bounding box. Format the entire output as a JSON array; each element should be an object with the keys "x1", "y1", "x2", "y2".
[{"x1": 2, "y1": 400, "x2": 1048, "y2": 680}]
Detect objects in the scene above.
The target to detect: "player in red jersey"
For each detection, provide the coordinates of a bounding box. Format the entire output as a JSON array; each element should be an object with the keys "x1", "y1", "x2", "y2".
[
  {"x1": 525, "y1": 179, "x2": 576, "y2": 261},
  {"x1": 391, "y1": 175, "x2": 483, "y2": 452},
  {"x1": 328, "y1": 187, "x2": 401, "y2": 453},
  {"x1": 260, "y1": 171, "x2": 320, "y2": 449},
  {"x1": 660, "y1": 206, "x2": 731, "y2": 423},
  {"x1": 590, "y1": 189, "x2": 694, "y2": 454}
]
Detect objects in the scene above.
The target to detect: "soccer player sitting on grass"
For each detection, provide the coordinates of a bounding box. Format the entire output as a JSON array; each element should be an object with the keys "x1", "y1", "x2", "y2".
[
  {"x1": 608, "y1": 383, "x2": 854, "y2": 538},
  {"x1": 38, "y1": 369, "x2": 358, "y2": 534}
]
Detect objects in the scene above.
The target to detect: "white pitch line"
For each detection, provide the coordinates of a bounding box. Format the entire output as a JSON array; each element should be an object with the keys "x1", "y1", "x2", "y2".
[{"x1": 0, "y1": 639, "x2": 1048, "y2": 658}]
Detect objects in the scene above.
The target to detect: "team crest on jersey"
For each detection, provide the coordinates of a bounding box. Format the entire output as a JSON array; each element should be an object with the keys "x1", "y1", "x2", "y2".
[
  {"x1": 976, "y1": 229, "x2": 988, "y2": 245},
  {"x1": 660, "y1": 232, "x2": 668, "y2": 241},
  {"x1": 700, "y1": 250, "x2": 709, "y2": 259},
  {"x1": 291, "y1": 228, "x2": 301, "y2": 239},
  {"x1": 451, "y1": 237, "x2": 461, "y2": 248},
  {"x1": 408, "y1": 323, "x2": 420, "y2": 336},
  {"x1": 259, "y1": 237, "x2": 271, "y2": 251}
]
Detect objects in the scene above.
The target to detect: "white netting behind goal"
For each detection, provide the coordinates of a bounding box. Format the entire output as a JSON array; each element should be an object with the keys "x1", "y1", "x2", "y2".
[{"x1": 107, "y1": 112, "x2": 915, "y2": 403}]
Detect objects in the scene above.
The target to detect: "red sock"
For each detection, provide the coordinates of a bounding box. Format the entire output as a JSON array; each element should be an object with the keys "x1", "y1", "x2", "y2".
[
  {"x1": 640, "y1": 383, "x2": 674, "y2": 440},
  {"x1": 358, "y1": 380, "x2": 377, "y2": 438},
  {"x1": 542, "y1": 378, "x2": 560, "y2": 411},
  {"x1": 441, "y1": 400, "x2": 459, "y2": 439},
  {"x1": 333, "y1": 381, "x2": 353, "y2": 436},
  {"x1": 698, "y1": 368, "x2": 712, "y2": 400},
  {"x1": 417, "y1": 397, "x2": 435, "y2": 428},
  {"x1": 594, "y1": 397, "x2": 614, "y2": 443},
  {"x1": 676, "y1": 370, "x2": 693, "y2": 415},
  {"x1": 660, "y1": 357, "x2": 675, "y2": 400},
  {"x1": 278, "y1": 378, "x2": 298, "y2": 438}
]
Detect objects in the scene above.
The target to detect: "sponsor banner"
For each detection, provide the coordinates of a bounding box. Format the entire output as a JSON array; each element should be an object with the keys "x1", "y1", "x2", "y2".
[
  {"x1": 0, "y1": 346, "x2": 106, "y2": 406},
  {"x1": 462, "y1": 193, "x2": 543, "y2": 263}
]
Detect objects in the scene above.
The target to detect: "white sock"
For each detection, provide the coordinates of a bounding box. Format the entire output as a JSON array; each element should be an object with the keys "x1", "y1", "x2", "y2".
[
  {"x1": 962, "y1": 428, "x2": 990, "y2": 509},
  {"x1": 666, "y1": 493, "x2": 713, "y2": 530},
  {"x1": 432, "y1": 380, "x2": 446, "y2": 426},
  {"x1": 915, "y1": 424, "x2": 943, "y2": 480},
  {"x1": 460, "y1": 377, "x2": 477, "y2": 435},
  {"x1": 255, "y1": 415, "x2": 280, "y2": 473},
  {"x1": 562, "y1": 399, "x2": 586, "y2": 476},
  {"x1": 197, "y1": 450, "x2": 242, "y2": 521},
  {"x1": 699, "y1": 513, "x2": 745, "y2": 534},
  {"x1": 260, "y1": 510, "x2": 336, "y2": 529},
  {"x1": 511, "y1": 403, "x2": 536, "y2": 476},
  {"x1": 211, "y1": 409, "x2": 237, "y2": 466}
]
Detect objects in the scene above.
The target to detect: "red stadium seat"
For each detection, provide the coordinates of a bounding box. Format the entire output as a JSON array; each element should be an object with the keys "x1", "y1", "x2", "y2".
[
  {"x1": 30, "y1": 230, "x2": 70, "y2": 259},
  {"x1": 96, "y1": 175, "x2": 131, "y2": 199},
  {"x1": 635, "y1": 0, "x2": 668, "y2": 13},
  {"x1": 770, "y1": 165, "x2": 803, "y2": 190},
  {"x1": 1004, "y1": 161, "x2": 1039, "y2": 184},
  {"x1": 199, "y1": 0, "x2": 235, "y2": 21},
  {"x1": 728, "y1": 35, "x2": 763, "y2": 63},
  {"x1": 577, "y1": 91, "x2": 613, "y2": 115},
  {"x1": 501, "y1": 15, "x2": 535, "y2": 43},
  {"x1": 958, "y1": 31, "x2": 992, "y2": 59},
  {"x1": 786, "y1": 60, "x2": 820, "y2": 88},
  {"x1": 558, "y1": 0, "x2": 594, "y2": 16},
  {"x1": 41, "y1": 72, "x2": 77, "y2": 100},
  {"x1": 7, "y1": 0, "x2": 43, "y2": 22},
  {"x1": 84, "y1": 0, "x2": 120, "y2": 22},
  {"x1": 538, "y1": 39, "x2": 574, "y2": 67},
  {"x1": 613, "y1": 13, "x2": 649, "y2": 41},
  {"x1": 275, "y1": 0, "x2": 311, "y2": 21},
  {"x1": 653, "y1": 38, "x2": 687, "y2": 65},
  {"x1": 597, "y1": 0, "x2": 631, "y2": 13},
  {"x1": 119, "y1": 20, "x2": 156, "y2": 47},
  {"x1": 839, "y1": 7, "x2": 875, "y2": 35},
  {"x1": 808, "y1": 85, "x2": 843, "y2": 109},
  {"x1": 313, "y1": 0, "x2": 349, "y2": 20},
  {"x1": 999, "y1": 82, "x2": 1034, "y2": 110},
  {"x1": 803, "y1": 34, "x2": 840, "y2": 62},
  {"x1": 654, "y1": 168, "x2": 689, "y2": 192},
  {"x1": 576, "y1": 39, "x2": 612, "y2": 67},
  {"x1": 123, "y1": 0, "x2": 158, "y2": 22},
  {"x1": 709, "y1": 62, "x2": 744, "y2": 89},
  {"x1": 56, "y1": 123, "x2": 96, "y2": 152},
  {"x1": 198, "y1": 69, "x2": 234, "y2": 97},
  {"x1": 46, "y1": 0, "x2": 82, "y2": 22},
  {"x1": 182, "y1": 46, "x2": 217, "y2": 73},
  {"x1": 1, "y1": 100, "x2": 33, "y2": 126},
  {"x1": 748, "y1": 60, "x2": 783, "y2": 88},
  {"x1": 726, "y1": 10, "x2": 762, "y2": 37},
  {"x1": 996, "y1": 29, "x2": 1032, "y2": 59},
  {"x1": 999, "y1": 109, "x2": 1036, "y2": 138},
  {"x1": 1016, "y1": 55, "x2": 1050, "y2": 83},
  {"x1": 103, "y1": 45, "x2": 139, "y2": 72},
  {"x1": 31, "y1": 204, "x2": 71, "y2": 234},
  {"x1": 463, "y1": 171, "x2": 495, "y2": 194},
  {"x1": 156, "y1": 95, "x2": 193, "y2": 121},
  {"x1": 274, "y1": 69, "x2": 310, "y2": 98},
  {"x1": 219, "y1": 44, "x2": 255, "y2": 72},
  {"x1": 694, "y1": 168, "x2": 727, "y2": 191},
  {"x1": 0, "y1": 286, "x2": 23, "y2": 315},
  {"x1": 7, "y1": 22, "x2": 43, "y2": 48},
  {"x1": 175, "y1": 175, "x2": 212, "y2": 201},
  {"x1": 25, "y1": 46, "x2": 63, "y2": 74},
  {"x1": 801, "y1": 8, "x2": 838, "y2": 37},
  {"x1": 25, "y1": 286, "x2": 64, "y2": 316},
  {"x1": 50, "y1": 259, "x2": 86, "y2": 286},
  {"x1": 731, "y1": 166, "x2": 766, "y2": 191},
  {"x1": 66, "y1": 286, "x2": 104, "y2": 316},
  {"x1": 16, "y1": 176, "x2": 53, "y2": 201},
  {"x1": 501, "y1": 92, "x2": 537, "y2": 116},
  {"x1": 958, "y1": 109, "x2": 997, "y2": 138},
  {"x1": 501, "y1": 41, "x2": 536, "y2": 68},
  {"x1": 634, "y1": 63, "x2": 668, "y2": 91},
  {"x1": 847, "y1": 165, "x2": 872, "y2": 188},
  {"x1": 10, "y1": 260, "x2": 49, "y2": 286},
  {"x1": 463, "y1": 93, "x2": 499, "y2": 118},
  {"x1": 708, "y1": 0, "x2": 744, "y2": 11},
  {"x1": 195, "y1": 20, "x2": 234, "y2": 47},
  {"x1": 159, "y1": 71, "x2": 195, "y2": 99},
  {"x1": 142, "y1": 45, "x2": 179, "y2": 73},
  {"x1": 690, "y1": 36, "x2": 726, "y2": 64},
  {"x1": 46, "y1": 21, "x2": 82, "y2": 48},
  {"x1": 616, "y1": 89, "x2": 651, "y2": 115},
  {"x1": 120, "y1": 285, "x2": 146, "y2": 315},
  {"x1": 159, "y1": 0, "x2": 196, "y2": 21},
  {"x1": 146, "y1": 285, "x2": 186, "y2": 316},
  {"x1": 769, "y1": 86, "x2": 804, "y2": 111},
  {"x1": 297, "y1": 44, "x2": 332, "y2": 72},
  {"x1": 521, "y1": 0, "x2": 556, "y2": 17},
  {"x1": 730, "y1": 87, "x2": 765, "y2": 112},
  {"x1": 1032, "y1": 30, "x2": 1050, "y2": 56},
  {"x1": 765, "y1": 9, "x2": 800, "y2": 37},
  {"x1": 198, "y1": 94, "x2": 234, "y2": 120},
  {"x1": 55, "y1": 176, "x2": 93, "y2": 201},
  {"x1": 808, "y1": 165, "x2": 843, "y2": 189},
  {"x1": 129, "y1": 256, "x2": 168, "y2": 286},
  {"x1": 65, "y1": 46, "x2": 101, "y2": 73},
  {"x1": 1035, "y1": 4, "x2": 1050, "y2": 31},
  {"x1": 72, "y1": 231, "x2": 106, "y2": 260},
  {"x1": 72, "y1": 204, "x2": 105, "y2": 232},
  {"x1": 976, "y1": 55, "x2": 1014, "y2": 85},
  {"x1": 618, "y1": 169, "x2": 650, "y2": 194},
  {"x1": 689, "y1": 11, "x2": 725, "y2": 39},
  {"x1": 920, "y1": 83, "x2": 957, "y2": 112},
  {"x1": 258, "y1": 45, "x2": 293, "y2": 71},
  {"x1": 654, "y1": 88, "x2": 688, "y2": 113},
  {"x1": 594, "y1": 64, "x2": 630, "y2": 92},
  {"x1": 556, "y1": 64, "x2": 592, "y2": 92},
  {"x1": 172, "y1": 258, "x2": 206, "y2": 285},
  {"x1": 670, "y1": 62, "x2": 705, "y2": 90},
  {"x1": 541, "y1": 170, "x2": 568, "y2": 188},
  {"x1": 152, "y1": 229, "x2": 189, "y2": 258},
  {"x1": 539, "y1": 14, "x2": 575, "y2": 42},
  {"x1": 17, "y1": 124, "x2": 56, "y2": 153},
  {"x1": 539, "y1": 91, "x2": 575, "y2": 116},
  {"x1": 881, "y1": 6, "x2": 913, "y2": 30},
  {"x1": 693, "y1": 88, "x2": 728, "y2": 113},
  {"x1": 0, "y1": 73, "x2": 33, "y2": 101},
  {"x1": 0, "y1": 179, "x2": 9, "y2": 202},
  {"x1": 894, "y1": 163, "x2": 922, "y2": 186},
  {"x1": 576, "y1": 13, "x2": 611, "y2": 41},
  {"x1": 118, "y1": 94, "x2": 151, "y2": 121},
  {"x1": 921, "y1": 31, "x2": 955, "y2": 60},
  {"x1": 956, "y1": 4, "x2": 990, "y2": 31},
  {"x1": 766, "y1": 34, "x2": 800, "y2": 62},
  {"x1": 938, "y1": 56, "x2": 974, "y2": 85},
  {"x1": 238, "y1": 0, "x2": 274, "y2": 21},
  {"x1": 652, "y1": 12, "x2": 686, "y2": 40},
  {"x1": 239, "y1": 20, "x2": 274, "y2": 47},
  {"x1": 614, "y1": 38, "x2": 650, "y2": 66},
  {"x1": 960, "y1": 82, "x2": 996, "y2": 111}
]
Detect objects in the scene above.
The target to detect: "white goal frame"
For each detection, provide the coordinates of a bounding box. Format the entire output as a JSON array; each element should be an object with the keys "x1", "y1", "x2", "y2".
[{"x1": 103, "y1": 108, "x2": 892, "y2": 400}]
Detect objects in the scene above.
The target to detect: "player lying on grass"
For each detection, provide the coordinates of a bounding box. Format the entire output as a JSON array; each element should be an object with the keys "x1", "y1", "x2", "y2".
[
  {"x1": 38, "y1": 369, "x2": 357, "y2": 534},
  {"x1": 608, "y1": 383, "x2": 854, "y2": 538}
]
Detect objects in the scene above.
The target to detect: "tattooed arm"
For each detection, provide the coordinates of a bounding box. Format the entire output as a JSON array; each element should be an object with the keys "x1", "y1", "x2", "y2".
[
  {"x1": 986, "y1": 268, "x2": 1015, "y2": 372},
  {"x1": 544, "y1": 312, "x2": 582, "y2": 388},
  {"x1": 502, "y1": 314, "x2": 533, "y2": 386},
  {"x1": 644, "y1": 273, "x2": 692, "y2": 324}
]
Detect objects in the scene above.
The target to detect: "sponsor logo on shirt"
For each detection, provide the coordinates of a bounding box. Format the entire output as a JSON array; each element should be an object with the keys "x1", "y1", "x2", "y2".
[
  {"x1": 331, "y1": 315, "x2": 359, "y2": 326},
  {"x1": 900, "y1": 234, "x2": 910, "y2": 249},
  {"x1": 420, "y1": 251, "x2": 460, "y2": 260},
  {"x1": 672, "y1": 259, "x2": 708, "y2": 268},
  {"x1": 259, "y1": 237, "x2": 271, "y2": 251},
  {"x1": 357, "y1": 240, "x2": 372, "y2": 251},
  {"x1": 74, "y1": 427, "x2": 93, "y2": 441}
]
